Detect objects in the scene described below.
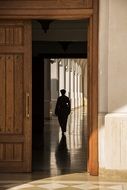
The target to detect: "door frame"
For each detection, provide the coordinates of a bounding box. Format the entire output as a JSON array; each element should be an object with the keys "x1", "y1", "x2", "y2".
[
  {"x1": 33, "y1": 5, "x2": 98, "y2": 175},
  {"x1": 0, "y1": 0, "x2": 99, "y2": 175},
  {"x1": 87, "y1": 1, "x2": 99, "y2": 175}
]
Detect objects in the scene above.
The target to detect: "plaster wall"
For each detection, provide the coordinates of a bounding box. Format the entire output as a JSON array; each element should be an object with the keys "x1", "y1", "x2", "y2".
[
  {"x1": 108, "y1": 0, "x2": 127, "y2": 113},
  {"x1": 99, "y1": 0, "x2": 127, "y2": 171}
]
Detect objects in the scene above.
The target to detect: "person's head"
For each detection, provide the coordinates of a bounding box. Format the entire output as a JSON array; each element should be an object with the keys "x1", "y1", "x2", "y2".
[{"x1": 60, "y1": 89, "x2": 66, "y2": 95}]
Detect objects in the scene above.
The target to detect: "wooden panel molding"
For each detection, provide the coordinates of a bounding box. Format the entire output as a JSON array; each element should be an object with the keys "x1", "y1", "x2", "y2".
[
  {"x1": 0, "y1": 54, "x2": 24, "y2": 135},
  {"x1": 0, "y1": 0, "x2": 93, "y2": 9},
  {"x1": 0, "y1": 21, "x2": 32, "y2": 172},
  {"x1": 0, "y1": 0, "x2": 93, "y2": 19},
  {"x1": 0, "y1": 25, "x2": 23, "y2": 46},
  {"x1": 0, "y1": 143, "x2": 23, "y2": 161}
]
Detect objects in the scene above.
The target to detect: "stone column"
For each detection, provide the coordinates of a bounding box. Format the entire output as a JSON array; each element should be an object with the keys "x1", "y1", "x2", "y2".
[
  {"x1": 83, "y1": 60, "x2": 87, "y2": 112},
  {"x1": 51, "y1": 59, "x2": 59, "y2": 115},
  {"x1": 77, "y1": 65, "x2": 80, "y2": 107},
  {"x1": 59, "y1": 59, "x2": 65, "y2": 95},
  {"x1": 65, "y1": 59, "x2": 69, "y2": 97},
  {"x1": 80, "y1": 69, "x2": 83, "y2": 107},
  {"x1": 75, "y1": 63, "x2": 78, "y2": 108},
  {"x1": 70, "y1": 60, "x2": 74, "y2": 109}
]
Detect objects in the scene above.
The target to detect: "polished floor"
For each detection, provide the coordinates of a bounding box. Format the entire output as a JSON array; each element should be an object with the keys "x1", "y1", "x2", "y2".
[
  {"x1": 33, "y1": 107, "x2": 87, "y2": 175},
  {"x1": 1, "y1": 108, "x2": 127, "y2": 190},
  {"x1": 1, "y1": 172, "x2": 127, "y2": 190}
]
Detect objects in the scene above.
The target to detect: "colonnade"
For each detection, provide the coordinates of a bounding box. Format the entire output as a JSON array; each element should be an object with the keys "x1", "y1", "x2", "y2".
[{"x1": 44, "y1": 58, "x2": 87, "y2": 119}]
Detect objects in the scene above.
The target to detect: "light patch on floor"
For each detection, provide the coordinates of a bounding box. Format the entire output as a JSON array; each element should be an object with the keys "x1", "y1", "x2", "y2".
[{"x1": 6, "y1": 180, "x2": 127, "y2": 190}]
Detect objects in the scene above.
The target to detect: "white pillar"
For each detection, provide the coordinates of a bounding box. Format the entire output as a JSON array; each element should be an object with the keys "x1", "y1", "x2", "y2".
[
  {"x1": 69, "y1": 60, "x2": 71, "y2": 99},
  {"x1": 79, "y1": 65, "x2": 83, "y2": 107},
  {"x1": 77, "y1": 65, "x2": 80, "y2": 107},
  {"x1": 70, "y1": 60, "x2": 74, "y2": 109},
  {"x1": 74, "y1": 63, "x2": 78, "y2": 108},
  {"x1": 74, "y1": 72, "x2": 77, "y2": 108},
  {"x1": 65, "y1": 59, "x2": 69, "y2": 97},
  {"x1": 59, "y1": 59, "x2": 64, "y2": 95},
  {"x1": 79, "y1": 66, "x2": 83, "y2": 107},
  {"x1": 83, "y1": 60, "x2": 87, "y2": 111},
  {"x1": 51, "y1": 60, "x2": 59, "y2": 115},
  {"x1": 73, "y1": 61, "x2": 76, "y2": 108}
]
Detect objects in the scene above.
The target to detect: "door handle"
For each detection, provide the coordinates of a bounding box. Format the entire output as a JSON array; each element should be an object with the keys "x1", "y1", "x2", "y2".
[{"x1": 26, "y1": 93, "x2": 30, "y2": 119}]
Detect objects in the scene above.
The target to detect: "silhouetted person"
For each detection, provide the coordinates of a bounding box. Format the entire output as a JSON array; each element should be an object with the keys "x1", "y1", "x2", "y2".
[
  {"x1": 55, "y1": 89, "x2": 71, "y2": 134},
  {"x1": 55, "y1": 134, "x2": 70, "y2": 174}
]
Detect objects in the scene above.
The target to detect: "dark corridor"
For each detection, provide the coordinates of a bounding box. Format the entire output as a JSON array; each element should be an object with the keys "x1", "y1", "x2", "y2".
[{"x1": 32, "y1": 19, "x2": 88, "y2": 176}]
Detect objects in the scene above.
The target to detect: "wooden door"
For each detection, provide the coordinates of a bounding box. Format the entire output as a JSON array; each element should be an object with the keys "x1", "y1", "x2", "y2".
[{"x1": 0, "y1": 21, "x2": 32, "y2": 172}]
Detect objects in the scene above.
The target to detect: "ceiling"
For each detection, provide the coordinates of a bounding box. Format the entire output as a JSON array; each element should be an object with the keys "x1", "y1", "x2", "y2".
[{"x1": 32, "y1": 20, "x2": 88, "y2": 42}]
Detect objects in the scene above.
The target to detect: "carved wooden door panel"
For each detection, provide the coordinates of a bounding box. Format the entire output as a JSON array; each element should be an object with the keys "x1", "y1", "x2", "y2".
[{"x1": 0, "y1": 21, "x2": 32, "y2": 172}]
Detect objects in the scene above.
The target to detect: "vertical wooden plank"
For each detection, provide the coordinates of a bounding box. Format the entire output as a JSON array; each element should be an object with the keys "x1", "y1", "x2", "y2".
[
  {"x1": 14, "y1": 54, "x2": 23, "y2": 134},
  {"x1": 5, "y1": 27, "x2": 14, "y2": 45},
  {"x1": 0, "y1": 55, "x2": 5, "y2": 133},
  {"x1": 14, "y1": 144, "x2": 22, "y2": 161},
  {"x1": 0, "y1": 27, "x2": 5, "y2": 44},
  {"x1": 83, "y1": 0, "x2": 87, "y2": 8},
  {"x1": 6, "y1": 55, "x2": 14, "y2": 134},
  {"x1": 9, "y1": 27, "x2": 14, "y2": 45},
  {"x1": 0, "y1": 144, "x2": 4, "y2": 160},
  {"x1": 6, "y1": 27, "x2": 10, "y2": 45},
  {"x1": 86, "y1": 0, "x2": 93, "y2": 8},
  {"x1": 14, "y1": 27, "x2": 23, "y2": 45},
  {"x1": 0, "y1": 21, "x2": 32, "y2": 172},
  {"x1": 5, "y1": 144, "x2": 13, "y2": 161}
]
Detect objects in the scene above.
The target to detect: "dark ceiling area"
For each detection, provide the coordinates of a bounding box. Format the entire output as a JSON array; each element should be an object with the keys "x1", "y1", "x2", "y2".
[{"x1": 32, "y1": 20, "x2": 88, "y2": 57}]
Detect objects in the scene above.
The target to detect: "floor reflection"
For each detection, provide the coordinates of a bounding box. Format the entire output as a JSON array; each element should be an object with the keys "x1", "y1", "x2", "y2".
[
  {"x1": 55, "y1": 134, "x2": 71, "y2": 174},
  {"x1": 32, "y1": 107, "x2": 87, "y2": 176}
]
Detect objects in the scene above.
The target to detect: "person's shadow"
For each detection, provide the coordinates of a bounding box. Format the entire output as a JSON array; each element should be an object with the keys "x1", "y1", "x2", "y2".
[{"x1": 55, "y1": 134, "x2": 70, "y2": 174}]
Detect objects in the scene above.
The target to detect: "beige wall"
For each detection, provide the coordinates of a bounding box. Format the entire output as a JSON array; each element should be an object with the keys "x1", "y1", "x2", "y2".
[
  {"x1": 99, "y1": 0, "x2": 127, "y2": 171},
  {"x1": 108, "y1": 0, "x2": 127, "y2": 113},
  {"x1": 99, "y1": 0, "x2": 109, "y2": 169},
  {"x1": 99, "y1": 0, "x2": 108, "y2": 114}
]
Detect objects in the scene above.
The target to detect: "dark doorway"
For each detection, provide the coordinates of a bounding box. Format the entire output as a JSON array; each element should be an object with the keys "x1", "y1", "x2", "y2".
[
  {"x1": 32, "y1": 20, "x2": 88, "y2": 176},
  {"x1": 32, "y1": 55, "x2": 44, "y2": 171}
]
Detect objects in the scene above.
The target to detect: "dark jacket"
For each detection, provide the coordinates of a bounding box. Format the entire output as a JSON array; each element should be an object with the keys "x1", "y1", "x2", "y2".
[{"x1": 55, "y1": 95, "x2": 71, "y2": 116}]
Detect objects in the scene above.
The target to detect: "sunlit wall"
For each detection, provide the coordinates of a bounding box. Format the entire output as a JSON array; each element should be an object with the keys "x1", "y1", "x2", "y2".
[{"x1": 99, "y1": 0, "x2": 127, "y2": 172}]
